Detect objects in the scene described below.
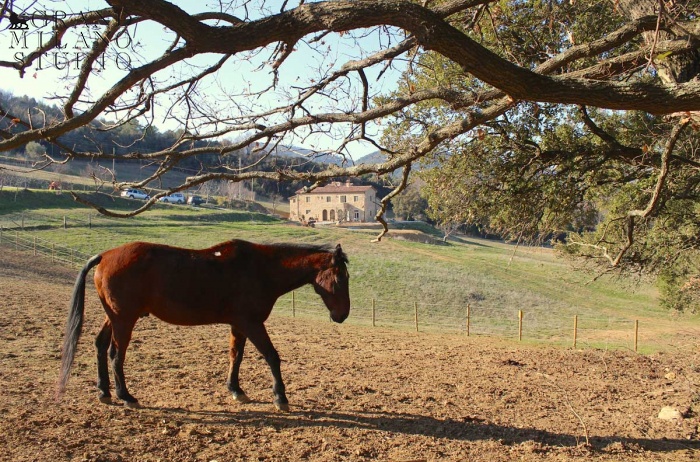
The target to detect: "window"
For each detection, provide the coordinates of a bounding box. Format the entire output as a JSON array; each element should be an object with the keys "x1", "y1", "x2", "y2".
[
  {"x1": 326, "y1": 196, "x2": 331, "y2": 202},
  {"x1": 340, "y1": 195, "x2": 346, "y2": 203},
  {"x1": 354, "y1": 211, "x2": 360, "y2": 220},
  {"x1": 305, "y1": 196, "x2": 310, "y2": 203},
  {"x1": 305, "y1": 210, "x2": 311, "y2": 215},
  {"x1": 353, "y1": 196, "x2": 359, "y2": 202}
]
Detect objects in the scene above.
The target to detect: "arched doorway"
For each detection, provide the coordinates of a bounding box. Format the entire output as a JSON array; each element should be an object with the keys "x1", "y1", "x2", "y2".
[
  {"x1": 322, "y1": 210, "x2": 328, "y2": 221},
  {"x1": 329, "y1": 209, "x2": 336, "y2": 221}
]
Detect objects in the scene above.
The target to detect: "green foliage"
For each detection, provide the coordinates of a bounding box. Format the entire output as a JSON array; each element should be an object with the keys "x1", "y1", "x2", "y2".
[
  {"x1": 23, "y1": 141, "x2": 46, "y2": 159},
  {"x1": 391, "y1": 183, "x2": 428, "y2": 220},
  {"x1": 421, "y1": 105, "x2": 603, "y2": 242},
  {"x1": 415, "y1": 102, "x2": 700, "y2": 312},
  {"x1": 658, "y1": 269, "x2": 700, "y2": 314},
  {"x1": 472, "y1": 0, "x2": 622, "y2": 68},
  {"x1": 379, "y1": 3, "x2": 635, "y2": 237},
  {"x1": 370, "y1": 1, "x2": 700, "y2": 312}
]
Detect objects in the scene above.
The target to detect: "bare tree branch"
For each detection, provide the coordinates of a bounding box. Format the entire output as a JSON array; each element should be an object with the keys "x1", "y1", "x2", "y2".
[{"x1": 2, "y1": 0, "x2": 700, "y2": 241}]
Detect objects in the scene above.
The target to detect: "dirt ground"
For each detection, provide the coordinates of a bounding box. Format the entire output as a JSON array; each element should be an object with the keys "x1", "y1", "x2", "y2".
[{"x1": 0, "y1": 248, "x2": 698, "y2": 462}]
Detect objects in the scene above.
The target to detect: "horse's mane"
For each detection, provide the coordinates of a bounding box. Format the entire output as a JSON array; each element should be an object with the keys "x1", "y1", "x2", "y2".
[
  {"x1": 271, "y1": 242, "x2": 348, "y2": 262},
  {"x1": 226, "y1": 240, "x2": 348, "y2": 265},
  {"x1": 268, "y1": 242, "x2": 331, "y2": 252}
]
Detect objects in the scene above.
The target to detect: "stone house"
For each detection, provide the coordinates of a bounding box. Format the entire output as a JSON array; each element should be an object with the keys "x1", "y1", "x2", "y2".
[{"x1": 289, "y1": 181, "x2": 378, "y2": 223}]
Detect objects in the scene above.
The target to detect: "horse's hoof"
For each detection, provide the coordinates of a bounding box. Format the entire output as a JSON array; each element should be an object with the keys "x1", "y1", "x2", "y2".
[
  {"x1": 124, "y1": 400, "x2": 141, "y2": 409},
  {"x1": 274, "y1": 401, "x2": 290, "y2": 412},
  {"x1": 233, "y1": 393, "x2": 251, "y2": 404},
  {"x1": 98, "y1": 395, "x2": 112, "y2": 404}
]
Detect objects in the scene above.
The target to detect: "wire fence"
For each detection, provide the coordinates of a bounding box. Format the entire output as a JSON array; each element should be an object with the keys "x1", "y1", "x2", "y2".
[
  {"x1": 271, "y1": 291, "x2": 641, "y2": 351},
  {"x1": 0, "y1": 210, "x2": 138, "y2": 257},
  {"x1": 0, "y1": 226, "x2": 91, "y2": 268},
  {"x1": 0, "y1": 222, "x2": 646, "y2": 352}
]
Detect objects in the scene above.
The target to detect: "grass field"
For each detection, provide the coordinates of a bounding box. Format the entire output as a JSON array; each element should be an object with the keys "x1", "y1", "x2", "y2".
[{"x1": 2, "y1": 188, "x2": 698, "y2": 352}]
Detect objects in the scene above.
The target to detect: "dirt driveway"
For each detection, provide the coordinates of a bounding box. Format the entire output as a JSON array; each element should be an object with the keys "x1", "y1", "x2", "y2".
[{"x1": 0, "y1": 249, "x2": 698, "y2": 461}]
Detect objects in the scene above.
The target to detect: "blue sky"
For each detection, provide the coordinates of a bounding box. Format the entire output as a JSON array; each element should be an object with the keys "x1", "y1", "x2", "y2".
[{"x1": 1, "y1": 0, "x2": 405, "y2": 160}]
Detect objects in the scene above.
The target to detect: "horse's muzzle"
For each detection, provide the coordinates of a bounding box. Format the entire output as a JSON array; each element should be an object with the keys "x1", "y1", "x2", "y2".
[{"x1": 331, "y1": 311, "x2": 349, "y2": 323}]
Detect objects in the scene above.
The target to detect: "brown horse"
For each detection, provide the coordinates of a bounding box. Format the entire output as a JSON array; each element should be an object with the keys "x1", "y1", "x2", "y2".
[{"x1": 57, "y1": 239, "x2": 350, "y2": 411}]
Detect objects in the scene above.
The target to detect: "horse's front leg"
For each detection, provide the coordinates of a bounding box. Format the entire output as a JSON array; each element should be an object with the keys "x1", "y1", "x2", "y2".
[
  {"x1": 227, "y1": 326, "x2": 251, "y2": 404},
  {"x1": 245, "y1": 323, "x2": 289, "y2": 411}
]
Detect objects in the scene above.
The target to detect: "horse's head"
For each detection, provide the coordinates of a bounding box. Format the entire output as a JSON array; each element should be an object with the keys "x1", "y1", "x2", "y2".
[{"x1": 313, "y1": 244, "x2": 350, "y2": 323}]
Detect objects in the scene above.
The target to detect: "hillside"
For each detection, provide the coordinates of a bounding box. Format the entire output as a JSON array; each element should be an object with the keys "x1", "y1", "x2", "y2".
[
  {"x1": 2, "y1": 188, "x2": 698, "y2": 353},
  {"x1": 354, "y1": 150, "x2": 385, "y2": 164}
]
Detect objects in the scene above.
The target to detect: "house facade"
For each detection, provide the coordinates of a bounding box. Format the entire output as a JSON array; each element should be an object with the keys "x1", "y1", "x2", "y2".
[{"x1": 289, "y1": 181, "x2": 378, "y2": 223}]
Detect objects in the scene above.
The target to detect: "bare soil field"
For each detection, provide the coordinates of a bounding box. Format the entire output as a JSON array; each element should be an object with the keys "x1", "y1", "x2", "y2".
[{"x1": 0, "y1": 248, "x2": 698, "y2": 461}]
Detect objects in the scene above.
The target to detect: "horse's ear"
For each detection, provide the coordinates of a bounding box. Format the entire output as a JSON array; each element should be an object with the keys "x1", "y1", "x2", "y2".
[{"x1": 333, "y1": 244, "x2": 345, "y2": 264}]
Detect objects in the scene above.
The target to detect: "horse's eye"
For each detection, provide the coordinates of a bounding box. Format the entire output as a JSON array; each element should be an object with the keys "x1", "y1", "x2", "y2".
[{"x1": 336, "y1": 265, "x2": 348, "y2": 280}]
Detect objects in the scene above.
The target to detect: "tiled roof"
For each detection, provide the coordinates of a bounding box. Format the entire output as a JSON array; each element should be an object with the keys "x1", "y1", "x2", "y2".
[{"x1": 295, "y1": 182, "x2": 375, "y2": 194}]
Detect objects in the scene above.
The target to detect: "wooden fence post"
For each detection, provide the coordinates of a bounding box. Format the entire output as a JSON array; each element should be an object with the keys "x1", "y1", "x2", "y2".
[
  {"x1": 573, "y1": 315, "x2": 578, "y2": 348},
  {"x1": 634, "y1": 320, "x2": 639, "y2": 353},
  {"x1": 518, "y1": 310, "x2": 523, "y2": 341},
  {"x1": 466, "y1": 304, "x2": 470, "y2": 336},
  {"x1": 63, "y1": 216, "x2": 67, "y2": 229},
  {"x1": 371, "y1": 298, "x2": 376, "y2": 327},
  {"x1": 414, "y1": 301, "x2": 419, "y2": 332}
]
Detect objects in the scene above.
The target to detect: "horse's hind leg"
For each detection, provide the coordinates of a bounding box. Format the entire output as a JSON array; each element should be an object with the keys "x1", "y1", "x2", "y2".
[
  {"x1": 110, "y1": 319, "x2": 140, "y2": 408},
  {"x1": 95, "y1": 317, "x2": 112, "y2": 403},
  {"x1": 227, "y1": 326, "x2": 250, "y2": 403}
]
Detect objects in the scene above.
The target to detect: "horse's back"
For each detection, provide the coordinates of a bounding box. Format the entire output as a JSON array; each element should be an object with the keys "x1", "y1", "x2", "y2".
[{"x1": 93, "y1": 240, "x2": 264, "y2": 325}]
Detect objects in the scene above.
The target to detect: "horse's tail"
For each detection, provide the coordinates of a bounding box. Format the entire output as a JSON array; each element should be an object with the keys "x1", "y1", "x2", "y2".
[{"x1": 56, "y1": 254, "x2": 102, "y2": 399}]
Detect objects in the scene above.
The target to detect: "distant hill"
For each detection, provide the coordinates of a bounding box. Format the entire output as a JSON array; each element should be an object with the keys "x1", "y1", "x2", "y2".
[
  {"x1": 354, "y1": 150, "x2": 385, "y2": 165},
  {"x1": 269, "y1": 145, "x2": 351, "y2": 166}
]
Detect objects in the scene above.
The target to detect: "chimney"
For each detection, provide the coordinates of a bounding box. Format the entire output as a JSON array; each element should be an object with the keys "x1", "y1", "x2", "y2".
[{"x1": 345, "y1": 179, "x2": 352, "y2": 187}]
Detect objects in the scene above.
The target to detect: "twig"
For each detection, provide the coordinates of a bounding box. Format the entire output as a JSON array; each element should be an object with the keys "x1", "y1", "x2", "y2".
[{"x1": 538, "y1": 372, "x2": 590, "y2": 447}]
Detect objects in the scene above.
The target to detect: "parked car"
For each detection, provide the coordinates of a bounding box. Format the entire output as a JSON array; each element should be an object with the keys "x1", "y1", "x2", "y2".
[
  {"x1": 120, "y1": 188, "x2": 149, "y2": 200},
  {"x1": 158, "y1": 192, "x2": 186, "y2": 204},
  {"x1": 187, "y1": 195, "x2": 204, "y2": 206}
]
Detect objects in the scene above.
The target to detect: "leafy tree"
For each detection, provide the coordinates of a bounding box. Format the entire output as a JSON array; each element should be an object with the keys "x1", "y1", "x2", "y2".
[
  {"x1": 391, "y1": 182, "x2": 428, "y2": 221},
  {"x1": 0, "y1": 0, "x2": 699, "y2": 290},
  {"x1": 23, "y1": 141, "x2": 46, "y2": 159},
  {"x1": 408, "y1": 2, "x2": 700, "y2": 310}
]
